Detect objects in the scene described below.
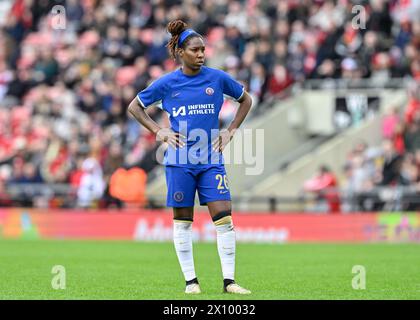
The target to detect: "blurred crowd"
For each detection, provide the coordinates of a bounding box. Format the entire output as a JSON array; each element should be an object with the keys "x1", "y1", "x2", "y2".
[
  {"x1": 0, "y1": 0, "x2": 420, "y2": 208},
  {"x1": 341, "y1": 81, "x2": 420, "y2": 212},
  {"x1": 304, "y1": 81, "x2": 420, "y2": 213}
]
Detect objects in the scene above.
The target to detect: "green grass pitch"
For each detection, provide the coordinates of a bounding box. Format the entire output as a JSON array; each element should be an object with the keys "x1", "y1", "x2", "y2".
[{"x1": 0, "y1": 239, "x2": 419, "y2": 299}]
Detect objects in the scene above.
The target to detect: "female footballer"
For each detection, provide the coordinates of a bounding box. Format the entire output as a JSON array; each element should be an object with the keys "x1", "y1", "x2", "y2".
[{"x1": 128, "y1": 20, "x2": 252, "y2": 294}]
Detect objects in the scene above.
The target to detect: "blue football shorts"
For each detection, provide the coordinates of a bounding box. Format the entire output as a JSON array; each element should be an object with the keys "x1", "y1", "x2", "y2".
[{"x1": 165, "y1": 165, "x2": 231, "y2": 207}]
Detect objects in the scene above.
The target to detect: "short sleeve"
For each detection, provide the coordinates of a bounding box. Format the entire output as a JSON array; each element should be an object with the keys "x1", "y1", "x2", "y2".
[
  {"x1": 136, "y1": 78, "x2": 165, "y2": 109},
  {"x1": 220, "y1": 70, "x2": 244, "y2": 101}
]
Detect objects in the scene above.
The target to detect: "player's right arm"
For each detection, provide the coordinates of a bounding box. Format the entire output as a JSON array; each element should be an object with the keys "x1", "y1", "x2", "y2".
[
  {"x1": 129, "y1": 77, "x2": 185, "y2": 149},
  {"x1": 127, "y1": 97, "x2": 161, "y2": 135},
  {"x1": 127, "y1": 98, "x2": 185, "y2": 149}
]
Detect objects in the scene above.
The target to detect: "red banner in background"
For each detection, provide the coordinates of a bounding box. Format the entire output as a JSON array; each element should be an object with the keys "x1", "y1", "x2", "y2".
[{"x1": 0, "y1": 209, "x2": 419, "y2": 243}]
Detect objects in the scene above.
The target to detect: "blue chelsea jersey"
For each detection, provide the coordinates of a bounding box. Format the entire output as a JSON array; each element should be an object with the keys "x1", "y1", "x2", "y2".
[{"x1": 136, "y1": 66, "x2": 244, "y2": 167}]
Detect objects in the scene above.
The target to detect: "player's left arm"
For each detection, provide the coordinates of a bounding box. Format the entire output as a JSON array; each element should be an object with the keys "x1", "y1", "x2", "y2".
[
  {"x1": 213, "y1": 91, "x2": 253, "y2": 152},
  {"x1": 227, "y1": 90, "x2": 253, "y2": 133}
]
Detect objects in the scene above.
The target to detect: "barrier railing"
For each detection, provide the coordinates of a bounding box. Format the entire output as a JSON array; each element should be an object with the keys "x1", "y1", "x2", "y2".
[
  {"x1": 1, "y1": 183, "x2": 419, "y2": 212},
  {"x1": 301, "y1": 77, "x2": 412, "y2": 90}
]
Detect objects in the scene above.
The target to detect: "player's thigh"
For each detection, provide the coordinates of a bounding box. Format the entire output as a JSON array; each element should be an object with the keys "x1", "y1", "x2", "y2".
[
  {"x1": 196, "y1": 166, "x2": 231, "y2": 207},
  {"x1": 173, "y1": 207, "x2": 194, "y2": 220},
  {"x1": 165, "y1": 166, "x2": 197, "y2": 208}
]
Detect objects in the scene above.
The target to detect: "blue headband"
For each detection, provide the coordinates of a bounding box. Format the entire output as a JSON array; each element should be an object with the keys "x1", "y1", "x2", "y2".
[{"x1": 177, "y1": 29, "x2": 200, "y2": 47}]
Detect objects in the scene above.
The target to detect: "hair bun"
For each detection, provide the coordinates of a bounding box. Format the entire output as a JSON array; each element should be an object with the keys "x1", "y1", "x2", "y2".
[{"x1": 167, "y1": 20, "x2": 188, "y2": 36}]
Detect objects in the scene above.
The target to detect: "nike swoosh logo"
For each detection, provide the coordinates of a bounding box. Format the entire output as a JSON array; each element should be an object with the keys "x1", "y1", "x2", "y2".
[
  {"x1": 172, "y1": 92, "x2": 180, "y2": 97},
  {"x1": 220, "y1": 190, "x2": 229, "y2": 194}
]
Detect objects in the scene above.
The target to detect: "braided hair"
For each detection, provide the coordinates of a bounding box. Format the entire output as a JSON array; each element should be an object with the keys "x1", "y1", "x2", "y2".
[{"x1": 166, "y1": 20, "x2": 201, "y2": 59}]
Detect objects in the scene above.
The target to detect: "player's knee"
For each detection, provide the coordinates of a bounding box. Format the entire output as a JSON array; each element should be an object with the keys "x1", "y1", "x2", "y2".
[
  {"x1": 212, "y1": 210, "x2": 234, "y2": 232},
  {"x1": 173, "y1": 216, "x2": 193, "y2": 228}
]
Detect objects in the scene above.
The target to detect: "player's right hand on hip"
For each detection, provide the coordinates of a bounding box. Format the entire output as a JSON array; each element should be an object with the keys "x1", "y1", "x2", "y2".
[{"x1": 156, "y1": 128, "x2": 186, "y2": 149}]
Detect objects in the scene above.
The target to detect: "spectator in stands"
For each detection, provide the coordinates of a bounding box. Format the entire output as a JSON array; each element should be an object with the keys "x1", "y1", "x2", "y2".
[
  {"x1": 340, "y1": 57, "x2": 363, "y2": 80},
  {"x1": 415, "y1": 150, "x2": 420, "y2": 172},
  {"x1": 380, "y1": 139, "x2": 404, "y2": 185},
  {"x1": 358, "y1": 31, "x2": 381, "y2": 77},
  {"x1": 101, "y1": 142, "x2": 124, "y2": 208},
  {"x1": 104, "y1": 142, "x2": 124, "y2": 178},
  {"x1": 69, "y1": 156, "x2": 84, "y2": 189},
  {"x1": 382, "y1": 107, "x2": 401, "y2": 139},
  {"x1": 404, "y1": 115, "x2": 420, "y2": 154},
  {"x1": 0, "y1": 177, "x2": 12, "y2": 207},
  {"x1": 404, "y1": 82, "x2": 420, "y2": 125},
  {"x1": 40, "y1": 135, "x2": 70, "y2": 183},
  {"x1": 33, "y1": 49, "x2": 59, "y2": 85},
  {"x1": 248, "y1": 62, "x2": 267, "y2": 105},
  {"x1": 303, "y1": 165, "x2": 341, "y2": 213},
  {"x1": 367, "y1": 0, "x2": 393, "y2": 37},
  {"x1": 392, "y1": 122, "x2": 406, "y2": 155},
  {"x1": 265, "y1": 64, "x2": 293, "y2": 102},
  {"x1": 77, "y1": 157, "x2": 105, "y2": 208},
  {"x1": 400, "y1": 153, "x2": 419, "y2": 186},
  {"x1": 380, "y1": 106, "x2": 406, "y2": 154},
  {"x1": 13, "y1": 162, "x2": 43, "y2": 184},
  {"x1": 335, "y1": 22, "x2": 363, "y2": 58},
  {"x1": 311, "y1": 59, "x2": 338, "y2": 80},
  {"x1": 370, "y1": 52, "x2": 393, "y2": 86}
]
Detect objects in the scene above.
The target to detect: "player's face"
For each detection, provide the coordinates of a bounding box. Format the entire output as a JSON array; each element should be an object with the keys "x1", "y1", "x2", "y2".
[{"x1": 180, "y1": 37, "x2": 205, "y2": 70}]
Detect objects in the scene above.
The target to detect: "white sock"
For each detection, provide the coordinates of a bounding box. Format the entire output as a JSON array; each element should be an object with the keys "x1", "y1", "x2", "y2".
[
  {"x1": 215, "y1": 216, "x2": 236, "y2": 281},
  {"x1": 173, "y1": 220, "x2": 196, "y2": 282}
]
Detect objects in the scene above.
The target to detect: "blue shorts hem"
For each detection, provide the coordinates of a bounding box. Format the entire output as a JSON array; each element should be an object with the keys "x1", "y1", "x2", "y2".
[
  {"x1": 167, "y1": 201, "x2": 196, "y2": 208},
  {"x1": 199, "y1": 196, "x2": 231, "y2": 206}
]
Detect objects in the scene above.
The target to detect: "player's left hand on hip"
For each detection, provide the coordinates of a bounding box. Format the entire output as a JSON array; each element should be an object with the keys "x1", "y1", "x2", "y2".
[{"x1": 212, "y1": 129, "x2": 235, "y2": 153}]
